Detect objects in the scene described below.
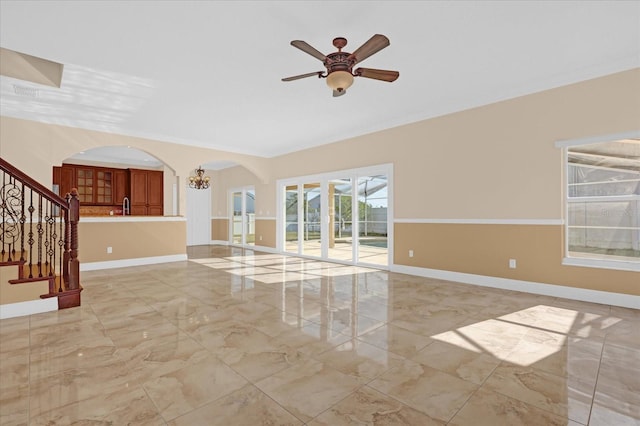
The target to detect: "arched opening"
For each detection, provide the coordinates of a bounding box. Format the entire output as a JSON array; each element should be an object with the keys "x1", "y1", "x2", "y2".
[{"x1": 56, "y1": 146, "x2": 176, "y2": 217}]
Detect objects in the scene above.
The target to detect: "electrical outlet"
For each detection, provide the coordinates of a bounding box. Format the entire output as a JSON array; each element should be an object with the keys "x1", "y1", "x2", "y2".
[
  {"x1": 259, "y1": 235, "x2": 263, "y2": 241},
  {"x1": 409, "y1": 250, "x2": 414, "y2": 258},
  {"x1": 509, "y1": 259, "x2": 516, "y2": 269},
  {"x1": 107, "y1": 246, "x2": 113, "y2": 254}
]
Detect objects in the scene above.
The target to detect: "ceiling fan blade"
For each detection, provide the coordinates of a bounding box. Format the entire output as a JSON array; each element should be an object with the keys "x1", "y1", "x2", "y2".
[
  {"x1": 354, "y1": 67, "x2": 399, "y2": 82},
  {"x1": 290, "y1": 40, "x2": 326, "y2": 61},
  {"x1": 282, "y1": 71, "x2": 323, "y2": 82},
  {"x1": 350, "y1": 34, "x2": 390, "y2": 64},
  {"x1": 333, "y1": 89, "x2": 346, "y2": 97}
]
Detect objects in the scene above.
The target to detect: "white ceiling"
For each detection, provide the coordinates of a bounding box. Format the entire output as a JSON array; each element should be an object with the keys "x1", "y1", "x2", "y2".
[{"x1": 1, "y1": 1, "x2": 639, "y2": 159}]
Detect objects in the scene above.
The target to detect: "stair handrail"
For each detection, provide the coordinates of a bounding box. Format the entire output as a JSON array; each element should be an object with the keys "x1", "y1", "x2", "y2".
[{"x1": 0, "y1": 158, "x2": 68, "y2": 209}]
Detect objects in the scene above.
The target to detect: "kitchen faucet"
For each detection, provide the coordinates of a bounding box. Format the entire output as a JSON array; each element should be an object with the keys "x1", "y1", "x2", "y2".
[{"x1": 122, "y1": 196, "x2": 130, "y2": 216}]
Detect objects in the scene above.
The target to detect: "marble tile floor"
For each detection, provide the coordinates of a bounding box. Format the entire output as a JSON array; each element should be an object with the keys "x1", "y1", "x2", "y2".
[{"x1": 1, "y1": 245, "x2": 638, "y2": 425}]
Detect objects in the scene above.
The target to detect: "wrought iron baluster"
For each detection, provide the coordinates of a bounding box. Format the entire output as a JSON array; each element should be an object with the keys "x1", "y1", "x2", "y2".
[
  {"x1": 58, "y1": 212, "x2": 64, "y2": 292},
  {"x1": 28, "y1": 190, "x2": 34, "y2": 278},
  {"x1": 46, "y1": 201, "x2": 54, "y2": 277},
  {"x1": 20, "y1": 181, "x2": 25, "y2": 261},
  {"x1": 37, "y1": 194, "x2": 43, "y2": 277},
  {"x1": 9, "y1": 176, "x2": 15, "y2": 260},
  {"x1": 1, "y1": 170, "x2": 5, "y2": 259},
  {"x1": 1, "y1": 174, "x2": 22, "y2": 262},
  {"x1": 63, "y1": 194, "x2": 70, "y2": 287}
]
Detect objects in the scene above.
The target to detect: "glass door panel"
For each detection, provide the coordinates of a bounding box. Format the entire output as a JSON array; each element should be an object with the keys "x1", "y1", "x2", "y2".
[
  {"x1": 302, "y1": 183, "x2": 322, "y2": 257},
  {"x1": 358, "y1": 175, "x2": 388, "y2": 266},
  {"x1": 232, "y1": 191, "x2": 242, "y2": 244},
  {"x1": 246, "y1": 189, "x2": 255, "y2": 245},
  {"x1": 279, "y1": 167, "x2": 391, "y2": 267},
  {"x1": 284, "y1": 185, "x2": 299, "y2": 253},
  {"x1": 328, "y1": 178, "x2": 353, "y2": 261}
]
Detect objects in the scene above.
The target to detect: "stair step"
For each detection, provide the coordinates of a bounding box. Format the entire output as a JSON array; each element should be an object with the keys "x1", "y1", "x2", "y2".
[
  {"x1": 40, "y1": 275, "x2": 83, "y2": 309},
  {"x1": 9, "y1": 275, "x2": 55, "y2": 285},
  {"x1": 7, "y1": 262, "x2": 57, "y2": 284}
]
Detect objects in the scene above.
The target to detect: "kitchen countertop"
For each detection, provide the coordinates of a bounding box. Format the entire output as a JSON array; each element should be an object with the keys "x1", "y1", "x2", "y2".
[{"x1": 80, "y1": 216, "x2": 186, "y2": 222}]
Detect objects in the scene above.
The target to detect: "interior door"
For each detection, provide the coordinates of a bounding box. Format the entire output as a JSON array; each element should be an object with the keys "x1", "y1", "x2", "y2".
[{"x1": 187, "y1": 186, "x2": 211, "y2": 246}]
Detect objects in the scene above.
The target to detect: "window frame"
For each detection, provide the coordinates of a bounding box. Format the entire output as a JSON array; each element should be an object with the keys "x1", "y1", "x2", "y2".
[{"x1": 557, "y1": 131, "x2": 640, "y2": 272}]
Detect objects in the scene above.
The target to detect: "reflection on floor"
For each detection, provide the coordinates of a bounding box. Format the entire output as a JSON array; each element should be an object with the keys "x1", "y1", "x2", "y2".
[
  {"x1": 286, "y1": 239, "x2": 388, "y2": 266},
  {"x1": 1, "y1": 245, "x2": 638, "y2": 425}
]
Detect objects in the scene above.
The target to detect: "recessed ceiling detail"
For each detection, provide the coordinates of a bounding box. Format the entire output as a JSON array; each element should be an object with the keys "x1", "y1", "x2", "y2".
[{"x1": 0, "y1": 47, "x2": 63, "y2": 88}]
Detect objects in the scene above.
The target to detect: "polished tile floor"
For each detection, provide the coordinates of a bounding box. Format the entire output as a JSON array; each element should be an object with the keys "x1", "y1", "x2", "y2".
[{"x1": 1, "y1": 245, "x2": 638, "y2": 425}]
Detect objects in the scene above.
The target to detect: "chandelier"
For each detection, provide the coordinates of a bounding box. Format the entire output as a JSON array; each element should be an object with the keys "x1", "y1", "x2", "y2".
[{"x1": 188, "y1": 166, "x2": 210, "y2": 189}]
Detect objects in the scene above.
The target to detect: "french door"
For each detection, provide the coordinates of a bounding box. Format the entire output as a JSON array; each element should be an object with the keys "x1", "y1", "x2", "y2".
[
  {"x1": 279, "y1": 165, "x2": 391, "y2": 267},
  {"x1": 230, "y1": 187, "x2": 255, "y2": 246}
]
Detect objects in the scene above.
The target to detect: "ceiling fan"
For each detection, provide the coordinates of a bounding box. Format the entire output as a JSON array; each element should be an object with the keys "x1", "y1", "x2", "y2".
[{"x1": 282, "y1": 34, "x2": 399, "y2": 97}]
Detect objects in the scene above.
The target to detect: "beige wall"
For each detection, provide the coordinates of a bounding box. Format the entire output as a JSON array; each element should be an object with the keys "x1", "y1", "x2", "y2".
[
  {"x1": 212, "y1": 69, "x2": 640, "y2": 296},
  {"x1": 255, "y1": 219, "x2": 276, "y2": 248},
  {"x1": 78, "y1": 220, "x2": 186, "y2": 263},
  {"x1": 211, "y1": 218, "x2": 229, "y2": 241},
  {"x1": 0, "y1": 264, "x2": 50, "y2": 305},
  {"x1": 2, "y1": 69, "x2": 639, "y2": 297},
  {"x1": 395, "y1": 223, "x2": 639, "y2": 296},
  {"x1": 0, "y1": 116, "x2": 271, "y2": 216},
  {"x1": 264, "y1": 68, "x2": 640, "y2": 219},
  {"x1": 211, "y1": 166, "x2": 275, "y2": 219},
  {"x1": 210, "y1": 69, "x2": 640, "y2": 222}
]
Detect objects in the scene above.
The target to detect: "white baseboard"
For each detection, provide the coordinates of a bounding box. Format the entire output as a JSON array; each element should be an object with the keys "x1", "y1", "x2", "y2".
[
  {"x1": 81, "y1": 254, "x2": 188, "y2": 271},
  {"x1": 0, "y1": 298, "x2": 58, "y2": 319},
  {"x1": 250, "y1": 245, "x2": 279, "y2": 254},
  {"x1": 209, "y1": 242, "x2": 278, "y2": 254},
  {"x1": 391, "y1": 264, "x2": 640, "y2": 310}
]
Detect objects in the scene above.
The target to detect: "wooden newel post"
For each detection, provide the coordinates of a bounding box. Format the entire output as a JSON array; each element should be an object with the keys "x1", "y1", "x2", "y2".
[
  {"x1": 63, "y1": 193, "x2": 71, "y2": 286},
  {"x1": 68, "y1": 188, "x2": 80, "y2": 290}
]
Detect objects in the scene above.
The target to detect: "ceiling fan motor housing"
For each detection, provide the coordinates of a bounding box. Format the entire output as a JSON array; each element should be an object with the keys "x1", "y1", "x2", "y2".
[
  {"x1": 324, "y1": 52, "x2": 356, "y2": 92},
  {"x1": 324, "y1": 52, "x2": 355, "y2": 74}
]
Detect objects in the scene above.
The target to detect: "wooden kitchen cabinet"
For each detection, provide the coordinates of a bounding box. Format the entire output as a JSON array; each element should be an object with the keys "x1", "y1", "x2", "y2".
[
  {"x1": 129, "y1": 169, "x2": 163, "y2": 216},
  {"x1": 71, "y1": 166, "x2": 114, "y2": 205},
  {"x1": 53, "y1": 165, "x2": 75, "y2": 198},
  {"x1": 113, "y1": 169, "x2": 129, "y2": 206},
  {"x1": 53, "y1": 164, "x2": 162, "y2": 216},
  {"x1": 54, "y1": 164, "x2": 115, "y2": 204}
]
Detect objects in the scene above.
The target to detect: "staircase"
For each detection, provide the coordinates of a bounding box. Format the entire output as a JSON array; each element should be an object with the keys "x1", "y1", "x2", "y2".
[{"x1": 1, "y1": 158, "x2": 82, "y2": 313}]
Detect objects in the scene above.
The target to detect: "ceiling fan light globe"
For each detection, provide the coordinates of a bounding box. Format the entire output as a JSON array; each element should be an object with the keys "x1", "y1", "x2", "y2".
[{"x1": 326, "y1": 71, "x2": 354, "y2": 92}]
